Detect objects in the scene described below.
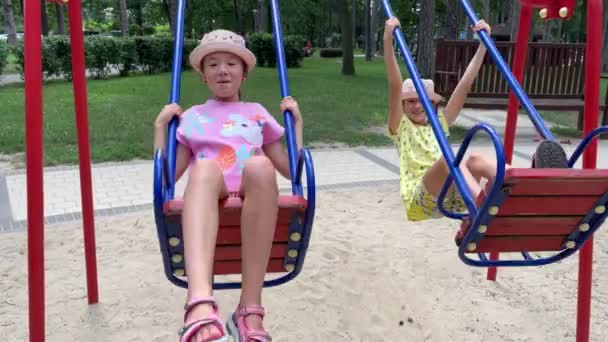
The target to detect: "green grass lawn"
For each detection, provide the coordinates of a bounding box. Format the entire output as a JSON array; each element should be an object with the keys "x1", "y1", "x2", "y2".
[
  {"x1": 9, "y1": 53, "x2": 598, "y2": 166},
  {"x1": 0, "y1": 56, "x2": 423, "y2": 165}
]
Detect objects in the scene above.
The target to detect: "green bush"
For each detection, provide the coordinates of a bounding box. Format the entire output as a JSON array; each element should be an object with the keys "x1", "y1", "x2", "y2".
[
  {"x1": 129, "y1": 24, "x2": 143, "y2": 36},
  {"x1": 10, "y1": 41, "x2": 24, "y2": 79},
  {"x1": 142, "y1": 24, "x2": 155, "y2": 36},
  {"x1": 117, "y1": 37, "x2": 138, "y2": 76},
  {"x1": 247, "y1": 32, "x2": 275, "y2": 67},
  {"x1": 134, "y1": 36, "x2": 174, "y2": 73},
  {"x1": 85, "y1": 36, "x2": 120, "y2": 79},
  {"x1": 284, "y1": 35, "x2": 305, "y2": 68},
  {"x1": 247, "y1": 32, "x2": 304, "y2": 68},
  {"x1": 320, "y1": 48, "x2": 342, "y2": 58},
  {"x1": 182, "y1": 38, "x2": 199, "y2": 69},
  {"x1": 42, "y1": 36, "x2": 73, "y2": 80},
  {"x1": 11, "y1": 37, "x2": 73, "y2": 80},
  {"x1": 0, "y1": 41, "x2": 8, "y2": 75},
  {"x1": 8, "y1": 36, "x2": 205, "y2": 81}
]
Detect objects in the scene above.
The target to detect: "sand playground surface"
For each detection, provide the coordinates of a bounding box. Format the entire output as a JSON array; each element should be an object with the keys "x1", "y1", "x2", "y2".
[{"x1": 1, "y1": 185, "x2": 607, "y2": 341}]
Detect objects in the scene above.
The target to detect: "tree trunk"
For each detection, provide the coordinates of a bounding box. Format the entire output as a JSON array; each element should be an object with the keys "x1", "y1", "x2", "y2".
[
  {"x1": 162, "y1": 0, "x2": 175, "y2": 35},
  {"x1": 259, "y1": 0, "x2": 268, "y2": 32},
  {"x1": 482, "y1": 0, "x2": 490, "y2": 20},
  {"x1": 365, "y1": 0, "x2": 372, "y2": 60},
  {"x1": 1, "y1": 0, "x2": 17, "y2": 46},
  {"x1": 578, "y1": 0, "x2": 587, "y2": 42},
  {"x1": 234, "y1": 0, "x2": 243, "y2": 34},
  {"x1": 510, "y1": 0, "x2": 520, "y2": 41},
  {"x1": 370, "y1": 0, "x2": 379, "y2": 53},
  {"x1": 119, "y1": 0, "x2": 128, "y2": 36},
  {"x1": 352, "y1": 0, "x2": 356, "y2": 49},
  {"x1": 134, "y1": 0, "x2": 143, "y2": 26},
  {"x1": 41, "y1": 0, "x2": 49, "y2": 36},
  {"x1": 417, "y1": 0, "x2": 434, "y2": 78},
  {"x1": 444, "y1": 0, "x2": 463, "y2": 40},
  {"x1": 340, "y1": 0, "x2": 355, "y2": 75},
  {"x1": 54, "y1": 3, "x2": 65, "y2": 35}
]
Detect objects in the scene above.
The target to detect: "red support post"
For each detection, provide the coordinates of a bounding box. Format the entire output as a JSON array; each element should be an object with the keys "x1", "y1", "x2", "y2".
[
  {"x1": 67, "y1": 0, "x2": 99, "y2": 304},
  {"x1": 24, "y1": 0, "x2": 45, "y2": 340},
  {"x1": 487, "y1": 3, "x2": 533, "y2": 282},
  {"x1": 576, "y1": 0, "x2": 602, "y2": 340}
]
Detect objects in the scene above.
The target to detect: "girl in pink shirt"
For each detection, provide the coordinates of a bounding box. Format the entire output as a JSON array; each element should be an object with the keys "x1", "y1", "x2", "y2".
[{"x1": 154, "y1": 29, "x2": 302, "y2": 342}]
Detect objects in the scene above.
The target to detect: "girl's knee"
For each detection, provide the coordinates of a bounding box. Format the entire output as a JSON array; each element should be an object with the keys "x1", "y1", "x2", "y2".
[
  {"x1": 242, "y1": 156, "x2": 276, "y2": 185},
  {"x1": 189, "y1": 159, "x2": 224, "y2": 186},
  {"x1": 465, "y1": 152, "x2": 485, "y2": 168}
]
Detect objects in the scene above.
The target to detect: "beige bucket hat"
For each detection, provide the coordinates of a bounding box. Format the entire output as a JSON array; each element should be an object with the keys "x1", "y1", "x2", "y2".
[
  {"x1": 189, "y1": 29, "x2": 256, "y2": 73},
  {"x1": 401, "y1": 78, "x2": 443, "y2": 103}
]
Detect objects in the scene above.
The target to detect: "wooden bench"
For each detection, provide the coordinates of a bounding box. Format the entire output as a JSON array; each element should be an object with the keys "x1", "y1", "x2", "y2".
[{"x1": 434, "y1": 39, "x2": 607, "y2": 129}]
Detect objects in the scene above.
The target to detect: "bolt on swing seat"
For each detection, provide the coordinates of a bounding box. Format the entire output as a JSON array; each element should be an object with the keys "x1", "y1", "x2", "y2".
[
  {"x1": 153, "y1": 0, "x2": 316, "y2": 290},
  {"x1": 380, "y1": 0, "x2": 608, "y2": 268}
]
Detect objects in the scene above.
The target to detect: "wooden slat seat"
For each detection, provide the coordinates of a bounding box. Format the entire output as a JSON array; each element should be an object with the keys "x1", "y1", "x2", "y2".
[
  {"x1": 458, "y1": 168, "x2": 608, "y2": 253},
  {"x1": 163, "y1": 195, "x2": 308, "y2": 276}
]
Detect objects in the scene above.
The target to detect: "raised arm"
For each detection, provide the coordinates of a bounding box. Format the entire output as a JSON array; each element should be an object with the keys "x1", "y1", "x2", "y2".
[
  {"x1": 443, "y1": 20, "x2": 491, "y2": 124},
  {"x1": 383, "y1": 17, "x2": 405, "y2": 134}
]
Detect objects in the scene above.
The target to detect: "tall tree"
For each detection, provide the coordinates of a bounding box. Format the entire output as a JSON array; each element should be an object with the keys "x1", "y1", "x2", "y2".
[
  {"x1": 365, "y1": 0, "x2": 372, "y2": 60},
  {"x1": 234, "y1": 0, "x2": 243, "y2": 34},
  {"x1": 162, "y1": 0, "x2": 176, "y2": 34},
  {"x1": 351, "y1": 0, "x2": 356, "y2": 48},
  {"x1": 510, "y1": 0, "x2": 520, "y2": 41},
  {"x1": 340, "y1": 0, "x2": 355, "y2": 75},
  {"x1": 119, "y1": 0, "x2": 128, "y2": 36},
  {"x1": 370, "y1": 0, "x2": 379, "y2": 53},
  {"x1": 417, "y1": 0, "x2": 434, "y2": 78},
  {"x1": 482, "y1": 0, "x2": 490, "y2": 20},
  {"x1": 129, "y1": 0, "x2": 143, "y2": 27},
  {"x1": 54, "y1": 2, "x2": 65, "y2": 35},
  {"x1": 444, "y1": 0, "x2": 463, "y2": 40},
  {"x1": 41, "y1": 0, "x2": 49, "y2": 36},
  {"x1": 1, "y1": 0, "x2": 17, "y2": 46},
  {"x1": 578, "y1": 0, "x2": 587, "y2": 42},
  {"x1": 259, "y1": 0, "x2": 268, "y2": 32}
]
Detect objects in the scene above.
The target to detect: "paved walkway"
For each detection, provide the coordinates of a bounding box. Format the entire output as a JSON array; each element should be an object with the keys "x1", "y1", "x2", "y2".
[{"x1": 0, "y1": 109, "x2": 606, "y2": 233}]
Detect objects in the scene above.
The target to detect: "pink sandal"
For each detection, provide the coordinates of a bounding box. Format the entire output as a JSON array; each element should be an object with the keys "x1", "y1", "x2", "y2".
[
  {"x1": 178, "y1": 296, "x2": 228, "y2": 342},
  {"x1": 226, "y1": 304, "x2": 272, "y2": 342}
]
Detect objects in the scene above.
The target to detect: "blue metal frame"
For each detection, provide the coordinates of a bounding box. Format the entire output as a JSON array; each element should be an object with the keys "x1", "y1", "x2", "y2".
[
  {"x1": 152, "y1": 0, "x2": 316, "y2": 289},
  {"x1": 568, "y1": 127, "x2": 608, "y2": 167},
  {"x1": 381, "y1": 0, "x2": 608, "y2": 267},
  {"x1": 270, "y1": 0, "x2": 302, "y2": 196}
]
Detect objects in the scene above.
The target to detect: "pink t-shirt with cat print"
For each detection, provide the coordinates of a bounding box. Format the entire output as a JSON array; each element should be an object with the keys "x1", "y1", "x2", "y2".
[{"x1": 176, "y1": 99, "x2": 285, "y2": 192}]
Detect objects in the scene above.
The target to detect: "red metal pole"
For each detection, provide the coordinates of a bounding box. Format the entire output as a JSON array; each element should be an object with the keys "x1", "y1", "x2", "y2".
[
  {"x1": 67, "y1": 0, "x2": 99, "y2": 304},
  {"x1": 24, "y1": 0, "x2": 45, "y2": 340},
  {"x1": 487, "y1": 3, "x2": 533, "y2": 282},
  {"x1": 576, "y1": 0, "x2": 602, "y2": 340}
]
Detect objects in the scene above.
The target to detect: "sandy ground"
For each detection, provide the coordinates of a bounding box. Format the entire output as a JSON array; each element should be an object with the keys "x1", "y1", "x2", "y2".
[{"x1": 1, "y1": 185, "x2": 607, "y2": 341}]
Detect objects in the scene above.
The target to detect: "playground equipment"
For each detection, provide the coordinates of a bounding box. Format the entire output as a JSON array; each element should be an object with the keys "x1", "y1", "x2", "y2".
[
  {"x1": 381, "y1": 0, "x2": 605, "y2": 340},
  {"x1": 24, "y1": 1, "x2": 99, "y2": 342},
  {"x1": 152, "y1": 0, "x2": 316, "y2": 290}
]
